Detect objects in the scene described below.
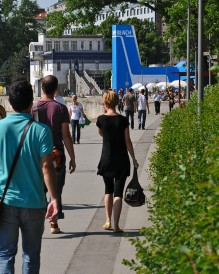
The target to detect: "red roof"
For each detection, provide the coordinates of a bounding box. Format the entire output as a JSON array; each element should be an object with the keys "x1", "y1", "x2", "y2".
[{"x1": 33, "y1": 10, "x2": 47, "y2": 19}]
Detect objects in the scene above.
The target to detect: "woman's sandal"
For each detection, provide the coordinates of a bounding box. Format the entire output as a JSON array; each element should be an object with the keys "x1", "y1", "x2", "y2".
[
  {"x1": 103, "y1": 222, "x2": 111, "y2": 230},
  {"x1": 113, "y1": 226, "x2": 123, "y2": 233}
]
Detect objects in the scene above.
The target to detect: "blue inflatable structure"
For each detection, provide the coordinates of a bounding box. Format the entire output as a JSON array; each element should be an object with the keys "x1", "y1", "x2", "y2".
[{"x1": 112, "y1": 24, "x2": 189, "y2": 91}]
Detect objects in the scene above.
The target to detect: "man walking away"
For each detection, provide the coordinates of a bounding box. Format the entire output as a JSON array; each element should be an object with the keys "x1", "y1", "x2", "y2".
[
  {"x1": 122, "y1": 88, "x2": 137, "y2": 129},
  {"x1": 153, "y1": 90, "x2": 162, "y2": 115},
  {"x1": 36, "y1": 75, "x2": 76, "y2": 234},
  {"x1": 137, "y1": 89, "x2": 150, "y2": 129},
  {"x1": 0, "y1": 80, "x2": 58, "y2": 273}
]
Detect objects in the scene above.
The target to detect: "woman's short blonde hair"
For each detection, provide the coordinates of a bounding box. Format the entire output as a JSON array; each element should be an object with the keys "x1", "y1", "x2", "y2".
[{"x1": 103, "y1": 90, "x2": 119, "y2": 108}]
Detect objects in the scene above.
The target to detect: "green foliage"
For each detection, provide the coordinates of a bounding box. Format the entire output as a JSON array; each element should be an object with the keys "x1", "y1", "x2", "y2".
[
  {"x1": 46, "y1": 0, "x2": 171, "y2": 37},
  {"x1": 46, "y1": 0, "x2": 219, "y2": 61},
  {"x1": 103, "y1": 69, "x2": 111, "y2": 89},
  {"x1": 210, "y1": 63, "x2": 219, "y2": 83},
  {"x1": 165, "y1": 0, "x2": 219, "y2": 60},
  {"x1": 0, "y1": 47, "x2": 30, "y2": 85},
  {"x1": 123, "y1": 85, "x2": 219, "y2": 273},
  {"x1": 64, "y1": 16, "x2": 168, "y2": 66},
  {"x1": 0, "y1": 0, "x2": 39, "y2": 85}
]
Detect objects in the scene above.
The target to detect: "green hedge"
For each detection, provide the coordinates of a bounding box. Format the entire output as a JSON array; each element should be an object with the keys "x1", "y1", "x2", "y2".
[{"x1": 123, "y1": 84, "x2": 219, "y2": 273}]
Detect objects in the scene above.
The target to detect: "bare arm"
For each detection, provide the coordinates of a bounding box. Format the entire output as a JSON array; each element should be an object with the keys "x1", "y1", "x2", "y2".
[
  {"x1": 124, "y1": 127, "x2": 139, "y2": 168},
  {"x1": 146, "y1": 100, "x2": 150, "y2": 114},
  {"x1": 98, "y1": 128, "x2": 103, "y2": 137},
  {"x1": 41, "y1": 154, "x2": 58, "y2": 219},
  {"x1": 69, "y1": 107, "x2": 72, "y2": 119},
  {"x1": 81, "y1": 107, "x2": 85, "y2": 116},
  {"x1": 62, "y1": 122, "x2": 76, "y2": 174}
]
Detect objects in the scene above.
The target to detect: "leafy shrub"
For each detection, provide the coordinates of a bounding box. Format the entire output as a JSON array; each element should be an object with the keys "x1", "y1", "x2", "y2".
[{"x1": 123, "y1": 84, "x2": 219, "y2": 273}]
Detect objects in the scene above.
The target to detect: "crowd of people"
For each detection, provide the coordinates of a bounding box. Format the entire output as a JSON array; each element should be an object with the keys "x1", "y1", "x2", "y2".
[{"x1": 0, "y1": 77, "x2": 183, "y2": 273}]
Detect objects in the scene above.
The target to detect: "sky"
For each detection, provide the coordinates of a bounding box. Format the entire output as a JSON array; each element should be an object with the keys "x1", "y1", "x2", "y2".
[{"x1": 37, "y1": 0, "x2": 57, "y2": 9}]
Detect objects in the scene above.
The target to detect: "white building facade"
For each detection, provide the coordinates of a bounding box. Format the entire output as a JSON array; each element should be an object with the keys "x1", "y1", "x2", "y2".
[
  {"x1": 29, "y1": 33, "x2": 111, "y2": 96},
  {"x1": 47, "y1": 2, "x2": 156, "y2": 36}
]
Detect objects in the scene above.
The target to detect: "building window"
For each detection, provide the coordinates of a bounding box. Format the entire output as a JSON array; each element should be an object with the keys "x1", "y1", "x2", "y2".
[
  {"x1": 97, "y1": 41, "x2": 101, "y2": 51},
  {"x1": 81, "y1": 41, "x2": 84, "y2": 50},
  {"x1": 54, "y1": 41, "x2": 60, "y2": 51},
  {"x1": 63, "y1": 41, "x2": 69, "y2": 51},
  {"x1": 46, "y1": 41, "x2": 52, "y2": 51},
  {"x1": 71, "y1": 41, "x2": 77, "y2": 51},
  {"x1": 89, "y1": 41, "x2": 92, "y2": 51},
  {"x1": 57, "y1": 60, "x2": 61, "y2": 71},
  {"x1": 127, "y1": 10, "x2": 129, "y2": 16}
]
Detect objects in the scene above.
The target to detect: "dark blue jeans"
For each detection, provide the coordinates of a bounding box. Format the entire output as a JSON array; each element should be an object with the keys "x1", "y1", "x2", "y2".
[
  {"x1": 125, "y1": 110, "x2": 134, "y2": 129},
  {"x1": 138, "y1": 110, "x2": 146, "y2": 129},
  {"x1": 70, "y1": 119, "x2": 81, "y2": 143},
  {"x1": 0, "y1": 204, "x2": 45, "y2": 274}
]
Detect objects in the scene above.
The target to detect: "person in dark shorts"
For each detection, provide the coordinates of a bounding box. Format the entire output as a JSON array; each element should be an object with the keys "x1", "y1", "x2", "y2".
[{"x1": 96, "y1": 90, "x2": 139, "y2": 232}]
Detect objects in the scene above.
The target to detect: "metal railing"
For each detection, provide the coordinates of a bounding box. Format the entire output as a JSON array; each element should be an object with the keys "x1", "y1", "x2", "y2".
[
  {"x1": 83, "y1": 70, "x2": 102, "y2": 94},
  {"x1": 74, "y1": 71, "x2": 90, "y2": 95}
]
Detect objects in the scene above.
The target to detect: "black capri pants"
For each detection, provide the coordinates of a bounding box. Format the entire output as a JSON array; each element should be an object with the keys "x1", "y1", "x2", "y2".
[{"x1": 103, "y1": 176, "x2": 127, "y2": 197}]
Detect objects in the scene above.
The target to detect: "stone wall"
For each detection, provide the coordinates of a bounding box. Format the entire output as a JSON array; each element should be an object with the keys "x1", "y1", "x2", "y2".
[{"x1": 0, "y1": 95, "x2": 104, "y2": 121}]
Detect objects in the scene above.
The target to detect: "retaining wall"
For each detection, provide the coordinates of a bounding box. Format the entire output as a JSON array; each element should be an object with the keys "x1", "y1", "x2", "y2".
[{"x1": 0, "y1": 96, "x2": 104, "y2": 121}]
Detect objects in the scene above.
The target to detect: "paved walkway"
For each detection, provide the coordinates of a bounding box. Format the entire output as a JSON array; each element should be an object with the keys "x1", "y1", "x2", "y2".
[{"x1": 15, "y1": 101, "x2": 170, "y2": 274}]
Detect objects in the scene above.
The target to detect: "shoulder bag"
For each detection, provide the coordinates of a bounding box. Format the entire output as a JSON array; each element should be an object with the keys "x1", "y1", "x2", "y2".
[{"x1": 124, "y1": 167, "x2": 146, "y2": 207}]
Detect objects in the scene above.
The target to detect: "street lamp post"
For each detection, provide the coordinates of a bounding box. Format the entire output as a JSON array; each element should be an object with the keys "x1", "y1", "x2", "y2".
[
  {"x1": 198, "y1": 0, "x2": 204, "y2": 115},
  {"x1": 186, "y1": 0, "x2": 191, "y2": 101}
]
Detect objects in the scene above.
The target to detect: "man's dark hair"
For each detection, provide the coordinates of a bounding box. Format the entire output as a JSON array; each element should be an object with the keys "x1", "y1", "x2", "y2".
[
  {"x1": 129, "y1": 88, "x2": 133, "y2": 93},
  {"x1": 42, "y1": 75, "x2": 58, "y2": 95},
  {"x1": 9, "y1": 81, "x2": 33, "y2": 112}
]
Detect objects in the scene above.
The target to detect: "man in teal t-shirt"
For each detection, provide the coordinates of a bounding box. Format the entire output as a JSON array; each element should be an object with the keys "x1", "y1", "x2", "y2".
[{"x1": 0, "y1": 80, "x2": 58, "y2": 274}]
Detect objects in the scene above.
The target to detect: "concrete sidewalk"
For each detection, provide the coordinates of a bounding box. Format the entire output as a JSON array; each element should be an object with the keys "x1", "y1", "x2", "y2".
[{"x1": 15, "y1": 101, "x2": 170, "y2": 274}]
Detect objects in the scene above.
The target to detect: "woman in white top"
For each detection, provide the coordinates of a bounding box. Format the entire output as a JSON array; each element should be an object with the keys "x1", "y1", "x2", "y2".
[{"x1": 69, "y1": 95, "x2": 84, "y2": 144}]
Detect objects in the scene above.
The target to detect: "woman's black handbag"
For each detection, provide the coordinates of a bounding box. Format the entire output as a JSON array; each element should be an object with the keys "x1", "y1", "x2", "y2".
[{"x1": 124, "y1": 167, "x2": 146, "y2": 207}]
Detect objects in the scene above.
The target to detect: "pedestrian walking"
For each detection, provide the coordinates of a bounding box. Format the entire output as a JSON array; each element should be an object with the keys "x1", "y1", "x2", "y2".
[
  {"x1": 153, "y1": 90, "x2": 162, "y2": 115},
  {"x1": 117, "y1": 88, "x2": 124, "y2": 114},
  {"x1": 69, "y1": 95, "x2": 85, "y2": 144},
  {"x1": 168, "y1": 87, "x2": 175, "y2": 112},
  {"x1": 33, "y1": 75, "x2": 76, "y2": 234},
  {"x1": 54, "y1": 90, "x2": 66, "y2": 105},
  {"x1": 0, "y1": 80, "x2": 58, "y2": 273},
  {"x1": 122, "y1": 88, "x2": 137, "y2": 129},
  {"x1": 137, "y1": 88, "x2": 150, "y2": 129},
  {"x1": 96, "y1": 90, "x2": 139, "y2": 232}
]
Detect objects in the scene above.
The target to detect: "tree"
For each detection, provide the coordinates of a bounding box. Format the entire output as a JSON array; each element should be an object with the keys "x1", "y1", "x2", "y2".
[
  {"x1": 46, "y1": 0, "x2": 219, "y2": 61},
  {"x1": 73, "y1": 16, "x2": 168, "y2": 65},
  {"x1": 0, "y1": 0, "x2": 40, "y2": 85},
  {"x1": 164, "y1": 0, "x2": 219, "y2": 60},
  {"x1": 0, "y1": 46, "x2": 30, "y2": 85},
  {"x1": 46, "y1": 0, "x2": 174, "y2": 37}
]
